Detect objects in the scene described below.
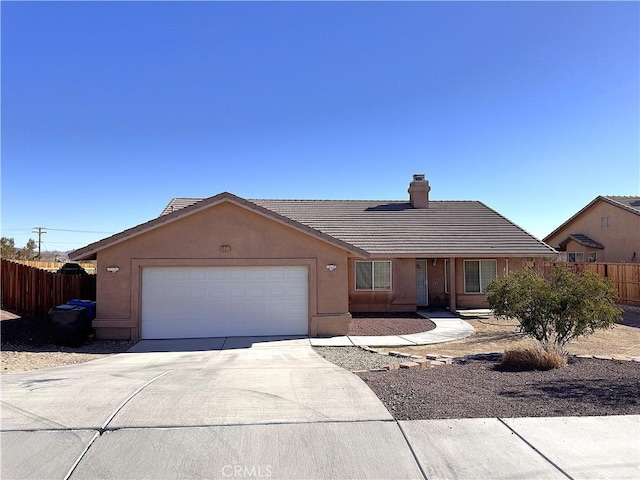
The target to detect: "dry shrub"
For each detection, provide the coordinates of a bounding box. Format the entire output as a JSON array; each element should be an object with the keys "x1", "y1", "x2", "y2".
[{"x1": 502, "y1": 342, "x2": 567, "y2": 370}]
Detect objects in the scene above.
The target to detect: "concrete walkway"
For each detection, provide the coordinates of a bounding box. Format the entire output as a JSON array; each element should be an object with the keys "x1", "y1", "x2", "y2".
[
  {"x1": 311, "y1": 310, "x2": 475, "y2": 347},
  {"x1": 2, "y1": 339, "x2": 639, "y2": 479}
]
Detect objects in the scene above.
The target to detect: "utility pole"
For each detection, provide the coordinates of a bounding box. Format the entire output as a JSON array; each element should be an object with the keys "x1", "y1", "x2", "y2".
[{"x1": 32, "y1": 227, "x2": 47, "y2": 259}]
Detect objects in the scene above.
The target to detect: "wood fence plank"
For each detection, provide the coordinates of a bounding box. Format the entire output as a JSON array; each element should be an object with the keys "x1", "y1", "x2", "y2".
[{"x1": 1, "y1": 259, "x2": 96, "y2": 318}]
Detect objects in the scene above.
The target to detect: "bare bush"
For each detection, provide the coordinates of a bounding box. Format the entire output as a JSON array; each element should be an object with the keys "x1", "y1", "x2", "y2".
[{"x1": 502, "y1": 342, "x2": 567, "y2": 370}]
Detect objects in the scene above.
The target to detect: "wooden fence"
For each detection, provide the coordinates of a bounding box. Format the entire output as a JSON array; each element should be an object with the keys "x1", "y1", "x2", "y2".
[
  {"x1": 11, "y1": 260, "x2": 97, "y2": 274},
  {"x1": 1, "y1": 259, "x2": 96, "y2": 318},
  {"x1": 544, "y1": 262, "x2": 640, "y2": 307}
]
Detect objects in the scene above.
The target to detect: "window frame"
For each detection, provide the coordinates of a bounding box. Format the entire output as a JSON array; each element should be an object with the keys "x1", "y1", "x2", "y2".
[
  {"x1": 568, "y1": 252, "x2": 584, "y2": 263},
  {"x1": 463, "y1": 259, "x2": 497, "y2": 294},
  {"x1": 354, "y1": 260, "x2": 392, "y2": 291}
]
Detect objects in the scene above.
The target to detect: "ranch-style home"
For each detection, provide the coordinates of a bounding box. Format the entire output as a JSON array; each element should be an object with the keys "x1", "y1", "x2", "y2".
[{"x1": 70, "y1": 175, "x2": 556, "y2": 340}]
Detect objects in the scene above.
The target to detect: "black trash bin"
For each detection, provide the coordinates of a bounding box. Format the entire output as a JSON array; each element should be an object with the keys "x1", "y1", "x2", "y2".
[{"x1": 49, "y1": 304, "x2": 91, "y2": 346}]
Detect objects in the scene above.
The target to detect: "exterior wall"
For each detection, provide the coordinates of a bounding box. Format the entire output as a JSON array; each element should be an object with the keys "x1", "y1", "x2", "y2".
[
  {"x1": 454, "y1": 258, "x2": 526, "y2": 309},
  {"x1": 94, "y1": 202, "x2": 351, "y2": 340},
  {"x1": 347, "y1": 257, "x2": 530, "y2": 312},
  {"x1": 545, "y1": 202, "x2": 640, "y2": 263},
  {"x1": 348, "y1": 258, "x2": 415, "y2": 312},
  {"x1": 559, "y1": 239, "x2": 600, "y2": 262}
]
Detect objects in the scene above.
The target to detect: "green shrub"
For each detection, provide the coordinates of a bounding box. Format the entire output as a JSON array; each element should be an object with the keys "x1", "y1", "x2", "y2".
[{"x1": 487, "y1": 265, "x2": 622, "y2": 354}]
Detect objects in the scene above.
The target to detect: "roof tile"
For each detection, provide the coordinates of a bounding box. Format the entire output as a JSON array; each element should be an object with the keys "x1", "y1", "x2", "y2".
[{"x1": 161, "y1": 197, "x2": 555, "y2": 256}]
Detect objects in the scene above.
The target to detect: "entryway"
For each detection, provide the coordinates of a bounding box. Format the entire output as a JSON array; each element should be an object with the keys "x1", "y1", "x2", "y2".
[{"x1": 415, "y1": 260, "x2": 428, "y2": 307}]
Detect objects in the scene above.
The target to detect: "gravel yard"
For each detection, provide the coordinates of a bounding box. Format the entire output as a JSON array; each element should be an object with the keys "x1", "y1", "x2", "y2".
[
  {"x1": 314, "y1": 346, "x2": 398, "y2": 371},
  {"x1": 357, "y1": 357, "x2": 640, "y2": 419}
]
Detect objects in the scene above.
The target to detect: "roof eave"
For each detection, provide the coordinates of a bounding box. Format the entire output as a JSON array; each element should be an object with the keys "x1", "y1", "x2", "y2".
[
  {"x1": 366, "y1": 250, "x2": 558, "y2": 259},
  {"x1": 69, "y1": 193, "x2": 369, "y2": 261}
]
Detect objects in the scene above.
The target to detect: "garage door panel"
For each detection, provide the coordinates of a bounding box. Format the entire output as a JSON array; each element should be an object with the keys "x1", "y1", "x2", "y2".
[
  {"x1": 142, "y1": 266, "x2": 308, "y2": 339},
  {"x1": 186, "y1": 269, "x2": 207, "y2": 281}
]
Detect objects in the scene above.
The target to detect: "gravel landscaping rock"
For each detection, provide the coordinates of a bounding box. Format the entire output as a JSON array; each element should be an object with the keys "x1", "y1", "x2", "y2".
[
  {"x1": 348, "y1": 313, "x2": 435, "y2": 336},
  {"x1": 358, "y1": 357, "x2": 640, "y2": 419},
  {"x1": 313, "y1": 346, "x2": 396, "y2": 371}
]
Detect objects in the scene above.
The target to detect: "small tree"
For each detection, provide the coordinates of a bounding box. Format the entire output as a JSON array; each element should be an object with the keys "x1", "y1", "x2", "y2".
[
  {"x1": 486, "y1": 265, "x2": 622, "y2": 353},
  {"x1": 20, "y1": 239, "x2": 37, "y2": 260},
  {"x1": 0, "y1": 237, "x2": 38, "y2": 260},
  {"x1": 1, "y1": 237, "x2": 17, "y2": 259}
]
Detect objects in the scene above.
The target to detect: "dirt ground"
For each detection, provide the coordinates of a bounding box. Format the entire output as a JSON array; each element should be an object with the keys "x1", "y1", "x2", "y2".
[
  {"x1": 348, "y1": 312, "x2": 436, "y2": 336},
  {"x1": 1, "y1": 309, "x2": 135, "y2": 373},
  {"x1": 377, "y1": 307, "x2": 640, "y2": 358}
]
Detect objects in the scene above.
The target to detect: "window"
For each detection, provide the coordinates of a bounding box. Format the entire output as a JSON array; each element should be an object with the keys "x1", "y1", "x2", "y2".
[
  {"x1": 568, "y1": 252, "x2": 584, "y2": 263},
  {"x1": 464, "y1": 260, "x2": 497, "y2": 294},
  {"x1": 587, "y1": 252, "x2": 597, "y2": 263},
  {"x1": 601, "y1": 216, "x2": 610, "y2": 227},
  {"x1": 355, "y1": 261, "x2": 392, "y2": 290}
]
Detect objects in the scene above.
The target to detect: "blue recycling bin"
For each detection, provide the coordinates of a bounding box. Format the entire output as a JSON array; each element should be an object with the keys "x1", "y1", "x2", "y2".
[
  {"x1": 66, "y1": 299, "x2": 96, "y2": 320},
  {"x1": 49, "y1": 304, "x2": 91, "y2": 347}
]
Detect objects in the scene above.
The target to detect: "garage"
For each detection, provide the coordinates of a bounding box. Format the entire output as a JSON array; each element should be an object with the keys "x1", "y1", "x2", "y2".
[{"x1": 141, "y1": 266, "x2": 308, "y2": 339}]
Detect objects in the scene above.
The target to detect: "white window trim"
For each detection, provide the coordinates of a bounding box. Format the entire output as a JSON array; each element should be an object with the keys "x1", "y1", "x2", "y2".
[
  {"x1": 354, "y1": 260, "x2": 392, "y2": 291},
  {"x1": 463, "y1": 259, "x2": 497, "y2": 294}
]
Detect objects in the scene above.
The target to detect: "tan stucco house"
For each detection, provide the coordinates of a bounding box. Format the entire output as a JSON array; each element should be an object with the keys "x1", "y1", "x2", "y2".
[
  {"x1": 70, "y1": 175, "x2": 555, "y2": 340},
  {"x1": 543, "y1": 196, "x2": 640, "y2": 264}
]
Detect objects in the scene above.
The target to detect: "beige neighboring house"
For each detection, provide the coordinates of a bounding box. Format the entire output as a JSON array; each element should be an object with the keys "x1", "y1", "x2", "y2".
[
  {"x1": 544, "y1": 196, "x2": 640, "y2": 264},
  {"x1": 69, "y1": 175, "x2": 555, "y2": 341}
]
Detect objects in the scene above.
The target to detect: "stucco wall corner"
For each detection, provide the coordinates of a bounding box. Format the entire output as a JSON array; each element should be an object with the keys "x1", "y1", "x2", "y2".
[{"x1": 310, "y1": 314, "x2": 351, "y2": 337}]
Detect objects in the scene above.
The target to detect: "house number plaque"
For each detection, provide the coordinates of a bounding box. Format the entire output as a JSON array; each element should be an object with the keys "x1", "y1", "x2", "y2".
[{"x1": 220, "y1": 245, "x2": 231, "y2": 252}]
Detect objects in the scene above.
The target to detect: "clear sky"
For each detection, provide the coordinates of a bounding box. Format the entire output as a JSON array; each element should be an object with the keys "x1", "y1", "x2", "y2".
[{"x1": 2, "y1": 1, "x2": 638, "y2": 252}]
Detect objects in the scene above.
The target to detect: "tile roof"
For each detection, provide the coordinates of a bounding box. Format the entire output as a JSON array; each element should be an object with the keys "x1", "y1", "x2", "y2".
[
  {"x1": 71, "y1": 193, "x2": 368, "y2": 261},
  {"x1": 559, "y1": 234, "x2": 605, "y2": 250},
  {"x1": 159, "y1": 198, "x2": 201, "y2": 216},
  {"x1": 161, "y1": 197, "x2": 555, "y2": 257},
  {"x1": 603, "y1": 196, "x2": 640, "y2": 215}
]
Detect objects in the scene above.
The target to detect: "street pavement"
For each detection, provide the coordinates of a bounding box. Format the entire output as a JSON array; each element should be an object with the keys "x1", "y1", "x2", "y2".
[{"x1": 1, "y1": 337, "x2": 639, "y2": 479}]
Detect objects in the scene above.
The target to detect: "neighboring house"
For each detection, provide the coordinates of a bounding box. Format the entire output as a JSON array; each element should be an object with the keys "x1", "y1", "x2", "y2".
[
  {"x1": 543, "y1": 196, "x2": 640, "y2": 264},
  {"x1": 69, "y1": 175, "x2": 555, "y2": 340}
]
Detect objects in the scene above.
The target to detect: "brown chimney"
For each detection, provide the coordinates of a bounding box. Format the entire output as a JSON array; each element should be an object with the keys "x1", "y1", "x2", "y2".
[{"x1": 408, "y1": 174, "x2": 430, "y2": 208}]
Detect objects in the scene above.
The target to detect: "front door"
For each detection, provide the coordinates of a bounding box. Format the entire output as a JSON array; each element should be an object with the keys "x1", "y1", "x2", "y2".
[{"x1": 416, "y1": 260, "x2": 428, "y2": 307}]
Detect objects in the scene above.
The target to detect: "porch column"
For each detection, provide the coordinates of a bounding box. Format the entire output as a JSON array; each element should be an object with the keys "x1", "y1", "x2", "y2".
[{"x1": 449, "y1": 257, "x2": 457, "y2": 312}]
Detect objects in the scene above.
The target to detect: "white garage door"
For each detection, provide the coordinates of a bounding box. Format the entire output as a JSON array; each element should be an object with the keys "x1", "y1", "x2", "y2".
[{"x1": 141, "y1": 266, "x2": 308, "y2": 339}]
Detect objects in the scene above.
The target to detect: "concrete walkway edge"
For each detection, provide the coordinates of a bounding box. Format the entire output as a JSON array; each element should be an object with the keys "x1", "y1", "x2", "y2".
[{"x1": 310, "y1": 310, "x2": 474, "y2": 347}]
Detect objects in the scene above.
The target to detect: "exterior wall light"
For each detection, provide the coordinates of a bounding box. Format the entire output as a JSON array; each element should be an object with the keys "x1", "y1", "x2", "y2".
[
  {"x1": 326, "y1": 264, "x2": 337, "y2": 271},
  {"x1": 106, "y1": 267, "x2": 120, "y2": 273}
]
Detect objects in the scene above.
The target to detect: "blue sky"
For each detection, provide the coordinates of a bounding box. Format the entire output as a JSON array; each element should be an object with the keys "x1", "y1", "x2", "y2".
[{"x1": 2, "y1": 1, "x2": 638, "y2": 252}]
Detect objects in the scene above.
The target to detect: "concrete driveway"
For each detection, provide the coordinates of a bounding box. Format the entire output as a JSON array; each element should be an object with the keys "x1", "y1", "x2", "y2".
[{"x1": 2, "y1": 338, "x2": 639, "y2": 479}]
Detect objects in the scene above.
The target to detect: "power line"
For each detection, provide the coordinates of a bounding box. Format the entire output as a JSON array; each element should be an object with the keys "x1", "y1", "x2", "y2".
[
  {"x1": 3, "y1": 227, "x2": 115, "y2": 234},
  {"x1": 42, "y1": 228, "x2": 115, "y2": 234}
]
